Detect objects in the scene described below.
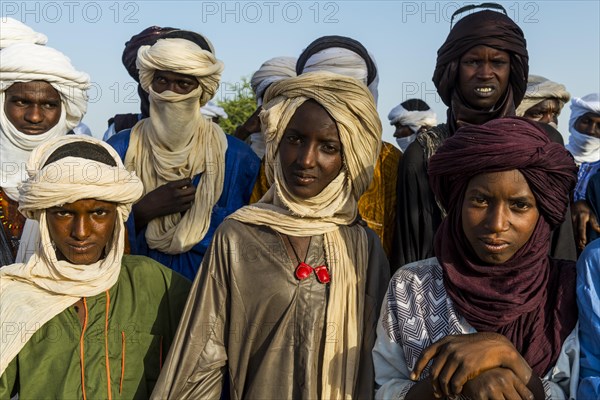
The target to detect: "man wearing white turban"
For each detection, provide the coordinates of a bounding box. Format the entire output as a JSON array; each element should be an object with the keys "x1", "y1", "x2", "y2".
[
  {"x1": 107, "y1": 31, "x2": 260, "y2": 281},
  {"x1": 0, "y1": 42, "x2": 90, "y2": 265},
  {"x1": 151, "y1": 72, "x2": 390, "y2": 400},
  {"x1": 515, "y1": 74, "x2": 570, "y2": 128},
  {"x1": 564, "y1": 93, "x2": 600, "y2": 250},
  {"x1": 388, "y1": 99, "x2": 438, "y2": 153},
  {"x1": 234, "y1": 55, "x2": 297, "y2": 159},
  {"x1": 0, "y1": 135, "x2": 191, "y2": 399}
]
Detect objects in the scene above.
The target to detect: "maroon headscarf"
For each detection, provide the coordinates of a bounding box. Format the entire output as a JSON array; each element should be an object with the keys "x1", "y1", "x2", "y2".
[
  {"x1": 432, "y1": 10, "x2": 529, "y2": 134},
  {"x1": 428, "y1": 117, "x2": 578, "y2": 376}
]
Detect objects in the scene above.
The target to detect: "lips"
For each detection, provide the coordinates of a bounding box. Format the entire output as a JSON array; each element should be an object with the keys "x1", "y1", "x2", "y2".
[
  {"x1": 474, "y1": 86, "x2": 496, "y2": 98},
  {"x1": 292, "y1": 172, "x2": 317, "y2": 185},
  {"x1": 66, "y1": 242, "x2": 96, "y2": 253},
  {"x1": 479, "y1": 238, "x2": 509, "y2": 253},
  {"x1": 19, "y1": 126, "x2": 49, "y2": 135}
]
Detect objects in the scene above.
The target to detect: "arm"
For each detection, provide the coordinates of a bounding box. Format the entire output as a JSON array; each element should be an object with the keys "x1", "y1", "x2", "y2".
[
  {"x1": 150, "y1": 230, "x2": 231, "y2": 400},
  {"x1": 0, "y1": 358, "x2": 18, "y2": 399},
  {"x1": 233, "y1": 107, "x2": 262, "y2": 141}
]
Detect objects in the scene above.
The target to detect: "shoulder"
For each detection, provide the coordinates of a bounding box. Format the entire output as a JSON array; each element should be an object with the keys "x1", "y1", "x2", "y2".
[
  {"x1": 105, "y1": 128, "x2": 132, "y2": 159},
  {"x1": 120, "y1": 254, "x2": 192, "y2": 289},
  {"x1": 380, "y1": 141, "x2": 402, "y2": 163},
  {"x1": 390, "y1": 257, "x2": 443, "y2": 291}
]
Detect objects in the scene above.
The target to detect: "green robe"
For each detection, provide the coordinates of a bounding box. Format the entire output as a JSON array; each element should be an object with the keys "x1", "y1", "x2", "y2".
[{"x1": 0, "y1": 255, "x2": 191, "y2": 400}]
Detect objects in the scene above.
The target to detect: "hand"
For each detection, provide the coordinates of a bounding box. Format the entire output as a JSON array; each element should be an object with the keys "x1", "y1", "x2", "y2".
[
  {"x1": 571, "y1": 200, "x2": 600, "y2": 251},
  {"x1": 233, "y1": 107, "x2": 262, "y2": 140},
  {"x1": 411, "y1": 333, "x2": 532, "y2": 398},
  {"x1": 461, "y1": 368, "x2": 534, "y2": 400},
  {"x1": 133, "y1": 178, "x2": 196, "y2": 230}
]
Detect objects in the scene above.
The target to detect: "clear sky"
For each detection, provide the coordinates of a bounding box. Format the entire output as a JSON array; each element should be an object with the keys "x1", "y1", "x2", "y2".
[{"x1": 4, "y1": 0, "x2": 599, "y2": 145}]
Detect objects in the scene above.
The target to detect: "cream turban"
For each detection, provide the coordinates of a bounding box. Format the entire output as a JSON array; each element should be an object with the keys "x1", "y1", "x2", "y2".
[
  {"x1": 0, "y1": 135, "x2": 143, "y2": 376},
  {"x1": 229, "y1": 72, "x2": 382, "y2": 399},
  {"x1": 0, "y1": 43, "x2": 90, "y2": 200},
  {"x1": 0, "y1": 17, "x2": 47, "y2": 49},
  {"x1": 515, "y1": 75, "x2": 571, "y2": 117},
  {"x1": 137, "y1": 37, "x2": 224, "y2": 107},
  {"x1": 566, "y1": 93, "x2": 600, "y2": 165},
  {"x1": 250, "y1": 56, "x2": 297, "y2": 105}
]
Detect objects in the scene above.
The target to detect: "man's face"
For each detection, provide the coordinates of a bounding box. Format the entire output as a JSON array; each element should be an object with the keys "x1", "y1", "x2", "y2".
[
  {"x1": 152, "y1": 70, "x2": 199, "y2": 95},
  {"x1": 47, "y1": 199, "x2": 118, "y2": 265},
  {"x1": 458, "y1": 45, "x2": 511, "y2": 110},
  {"x1": 523, "y1": 99, "x2": 562, "y2": 126},
  {"x1": 4, "y1": 81, "x2": 62, "y2": 135}
]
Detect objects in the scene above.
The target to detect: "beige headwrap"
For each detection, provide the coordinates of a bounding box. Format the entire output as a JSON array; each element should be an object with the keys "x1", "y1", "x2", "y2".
[
  {"x1": 0, "y1": 43, "x2": 90, "y2": 201},
  {"x1": 515, "y1": 74, "x2": 570, "y2": 117},
  {"x1": 125, "y1": 37, "x2": 227, "y2": 254},
  {"x1": 229, "y1": 72, "x2": 382, "y2": 399},
  {"x1": 0, "y1": 135, "x2": 143, "y2": 375},
  {"x1": 250, "y1": 56, "x2": 297, "y2": 105}
]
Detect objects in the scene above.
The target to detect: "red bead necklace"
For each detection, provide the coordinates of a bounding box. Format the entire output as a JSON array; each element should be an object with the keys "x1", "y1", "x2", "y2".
[{"x1": 288, "y1": 236, "x2": 331, "y2": 284}]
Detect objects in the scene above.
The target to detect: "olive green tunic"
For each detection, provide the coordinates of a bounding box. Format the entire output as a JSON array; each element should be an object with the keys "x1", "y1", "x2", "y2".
[
  {"x1": 0, "y1": 255, "x2": 191, "y2": 400},
  {"x1": 151, "y1": 219, "x2": 390, "y2": 399}
]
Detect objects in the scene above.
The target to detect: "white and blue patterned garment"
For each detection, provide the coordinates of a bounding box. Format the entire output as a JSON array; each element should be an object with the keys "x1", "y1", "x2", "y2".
[{"x1": 373, "y1": 257, "x2": 579, "y2": 400}]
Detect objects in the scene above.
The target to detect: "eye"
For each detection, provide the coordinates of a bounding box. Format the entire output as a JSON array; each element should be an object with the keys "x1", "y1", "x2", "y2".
[
  {"x1": 284, "y1": 133, "x2": 301, "y2": 144},
  {"x1": 462, "y1": 59, "x2": 479, "y2": 66},
  {"x1": 470, "y1": 195, "x2": 488, "y2": 206},
  {"x1": 93, "y1": 209, "x2": 110, "y2": 217},
  {"x1": 43, "y1": 101, "x2": 60, "y2": 109},
  {"x1": 512, "y1": 201, "x2": 532, "y2": 211},
  {"x1": 153, "y1": 76, "x2": 167, "y2": 84},
  {"x1": 321, "y1": 143, "x2": 340, "y2": 154},
  {"x1": 52, "y1": 209, "x2": 72, "y2": 217}
]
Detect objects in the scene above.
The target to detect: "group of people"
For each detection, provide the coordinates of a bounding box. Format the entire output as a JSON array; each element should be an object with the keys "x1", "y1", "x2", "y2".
[{"x1": 1, "y1": 3, "x2": 599, "y2": 399}]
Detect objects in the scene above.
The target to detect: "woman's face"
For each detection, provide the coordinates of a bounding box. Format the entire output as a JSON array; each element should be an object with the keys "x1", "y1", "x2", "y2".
[
  {"x1": 47, "y1": 199, "x2": 118, "y2": 265},
  {"x1": 462, "y1": 170, "x2": 539, "y2": 264},
  {"x1": 574, "y1": 112, "x2": 600, "y2": 138},
  {"x1": 278, "y1": 100, "x2": 343, "y2": 199},
  {"x1": 458, "y1": 45, "x2": 511, "y2": 110}
]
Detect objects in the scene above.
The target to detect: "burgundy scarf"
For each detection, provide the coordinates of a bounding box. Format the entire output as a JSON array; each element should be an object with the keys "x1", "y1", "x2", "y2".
[{"x1": 428, "y1": 118, "x2": 578, "y2": 376}]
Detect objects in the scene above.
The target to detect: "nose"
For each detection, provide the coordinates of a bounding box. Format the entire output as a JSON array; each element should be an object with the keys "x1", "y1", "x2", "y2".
[
  {"x1": 477, "y1": 62, "x2": 494, "y2": 79},
  {"x1": 24, "y1": 105, "x2": 43, "y2": 123},
  {"x1": 71, "y1": 215, "x2": 91, "y2": 241},
  {"x1": 485, "y1": 204, "x2": 510, "y2": 233},
  {"x1": 297, "y1": 143, "x2": 317, "y2": 169}
]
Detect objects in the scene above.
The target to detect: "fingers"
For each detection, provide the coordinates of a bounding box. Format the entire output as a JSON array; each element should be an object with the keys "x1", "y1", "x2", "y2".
[
  {"x1": 513, "y1": 375, "x2": 534, "y2": 400},
  {"x1": 411, "y1": 341, "x2": 442, "y2": 380},
  {"x1": 577, "y1": 214, "x2": 589, "y2": 249},
  {"x1": 591, "y1": 214, "x2": 600, "y2": 233}
]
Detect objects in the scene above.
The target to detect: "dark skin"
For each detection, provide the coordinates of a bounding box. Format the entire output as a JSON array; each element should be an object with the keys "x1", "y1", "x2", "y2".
[
  {"x1": 4, "y1": 81, "x2": 62, "y2": 135},
  {"x1": 278, "y1": 100, "x2": 343, "y2": 257},
  {"x1": 523, "y1": 99, "x2": 562, "y2": 125},
  {"x1": 234, "y1": 106, "x2": 262, "y2": 141},
  {"x1": 132, "y1": 70, "x2": 200, "y2": 232}
]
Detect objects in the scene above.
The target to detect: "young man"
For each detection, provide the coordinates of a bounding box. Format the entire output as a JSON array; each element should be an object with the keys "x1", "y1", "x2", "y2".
[{"x1": 0, "y1": 135, "x2": 191, "y2": 399}]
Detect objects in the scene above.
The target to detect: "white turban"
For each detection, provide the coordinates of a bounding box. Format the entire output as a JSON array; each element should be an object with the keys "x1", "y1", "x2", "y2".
[
  {"x1": 515, "y1": 75, "x2": 571, "y2": 117},
  {"x1": 250, "y1": 56, "x2": 297, "y2": 105},
  {"x1": 566, "y1": 93, "x2": 600, "y2": 165},
  {"x1": 229, "y1": 72, "x2": 382, "y2": 399},
  {"x1": 200, "y1": 100, "x2": 228, "y2": 120},
  {"x1": 300, "y1": 47, "x2": 379, "y2": 104},
  {"x1": 0, "y1": 17, "x2": 47, "y2": 49},
  {"x1": 0, "y1": 43, "x2": 90, "y2": 200},
  {"x1": 388, "y1": 104, "x2": 438, "y2": 133},
  {"x1": 0, "y1": 135, "x2": 143, "y2": 376}
]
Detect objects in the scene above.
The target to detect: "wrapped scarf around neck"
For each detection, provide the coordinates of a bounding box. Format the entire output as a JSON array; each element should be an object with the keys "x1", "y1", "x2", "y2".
[
  {"x1": 0, "y1": 135, "x2": 143, "y2": 375},
  {"x1": 432, "y1": 10, "x2": 528, "y2": 134},
  {"x1": 125, "y1": 37, "x2": 226, "y2": 254},
  {"x1": 428, "y1": 117, "x2": 577, "y2": 376},
  {"x1": 228, "y1": 72, "x2": 382, "y2": 399}
]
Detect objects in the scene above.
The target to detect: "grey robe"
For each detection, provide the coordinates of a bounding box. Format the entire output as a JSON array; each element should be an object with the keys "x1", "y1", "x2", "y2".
[{"x1": 151, "y1": 219, "x2": 390, "y2": 399}]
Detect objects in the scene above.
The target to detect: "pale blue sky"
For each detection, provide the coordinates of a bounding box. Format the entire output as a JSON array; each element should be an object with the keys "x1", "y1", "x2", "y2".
[{"x1": 4, "y1": 0, "x2": 599, "y2": 145}]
